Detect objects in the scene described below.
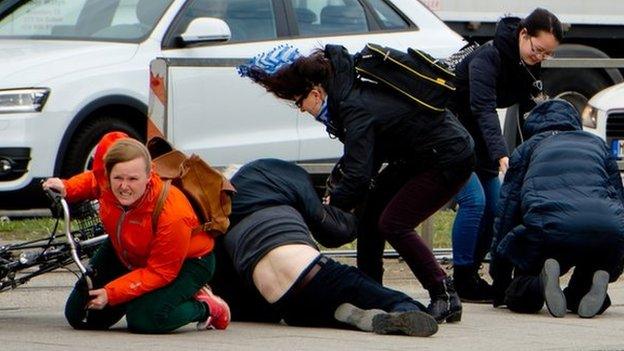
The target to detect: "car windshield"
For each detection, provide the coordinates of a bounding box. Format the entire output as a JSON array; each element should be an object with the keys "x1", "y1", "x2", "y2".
[{"x1": 0, "y1": 0, "x2": 174, "y2": 42}]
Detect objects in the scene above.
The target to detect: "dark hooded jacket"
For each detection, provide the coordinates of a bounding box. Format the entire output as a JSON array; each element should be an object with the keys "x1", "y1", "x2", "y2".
[
  {"x1": 491, "y1": 100, "x2": 624, "y2": 273},
  {"x1": 210, "y1": 158, "x2": 358, "y2": 322},
  {"x1": 323, "y1": 45, "x2": 474, "y2": 210},
  {"x1": 228, "y1": 158, "x2": 357, "y2": 248},
  {"x1": 448, "y1": 17, "x2": 541, "y2": 174}
]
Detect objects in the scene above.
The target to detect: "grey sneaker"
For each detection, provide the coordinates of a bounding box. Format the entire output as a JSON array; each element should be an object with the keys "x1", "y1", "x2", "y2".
[
  {"x1": 372, "y1": 310, "x2": 438, "y2": 337},
  {"x1": 541, "y1": 258, "x2": 566, "y2": 318},
  {"x1": 578, "y1": 270, "x2": 609, "y2": 318},
  {"x1": 334, "y1": 303, "x2": 385, "y2": 332}
]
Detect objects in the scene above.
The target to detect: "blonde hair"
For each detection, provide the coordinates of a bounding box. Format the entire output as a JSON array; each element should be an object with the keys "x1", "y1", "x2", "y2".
[{"x1": 103, "y1": 138, "x2": 151, "y2": 176}]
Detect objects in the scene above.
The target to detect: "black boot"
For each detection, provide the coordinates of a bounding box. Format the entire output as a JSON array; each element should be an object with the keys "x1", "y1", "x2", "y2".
[
  {"x1": 427, "y1": 282, "x2": 448, "y2": 323},
  {"x1": 427, "y1": 277, "x2": 462, "y2": 323},
  {"x1": 453, "y1": 265, "x2": 494, "y2": 303},
  {"x1": 444, "y1": 276, "x2": 462, "y2": 323}
]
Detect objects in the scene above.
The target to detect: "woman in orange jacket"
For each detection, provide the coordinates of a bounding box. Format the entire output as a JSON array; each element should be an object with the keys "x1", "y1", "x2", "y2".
[{"x1": 43, "y1": 135, "x2": 230, "y2": 333}]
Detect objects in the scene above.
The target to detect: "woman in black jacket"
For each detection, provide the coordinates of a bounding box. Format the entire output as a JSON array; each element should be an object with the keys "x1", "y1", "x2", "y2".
[
  {"x1": 239, "y1": 44, "x2": 474, "y2": 322},
  {"x1": 448, "y1": 8, "x2": 562, "y2": 301}
]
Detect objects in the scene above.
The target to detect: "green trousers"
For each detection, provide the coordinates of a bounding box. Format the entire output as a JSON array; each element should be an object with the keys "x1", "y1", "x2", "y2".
[{"x1": 65, "y1": 239, "x2": 215, "y2": 334}]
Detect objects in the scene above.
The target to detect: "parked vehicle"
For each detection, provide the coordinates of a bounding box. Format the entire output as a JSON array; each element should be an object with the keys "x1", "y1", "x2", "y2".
[
  {"x1": 422, "y1": 0, "x2": 624, "y2": 113},
  {"x1": 0, "y1": 0, "x2": 464, "y2": 209},
  {"x1": 581, "y1": 82, "x2": 624, "y2": 168}
]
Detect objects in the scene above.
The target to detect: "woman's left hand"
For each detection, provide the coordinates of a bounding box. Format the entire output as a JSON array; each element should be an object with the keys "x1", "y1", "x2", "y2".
[
  {"x1": 323, "y1": 195, "x2": 331, "y2": 205},
  {"x1": 87, "y1": 288, "x2": 109, "y2": 310},
  {"x1": 499, "y1": 156, "x2": 510, "y2": 174}
]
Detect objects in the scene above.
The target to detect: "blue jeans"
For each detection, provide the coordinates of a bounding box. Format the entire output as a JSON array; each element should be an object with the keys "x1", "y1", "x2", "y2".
[{"x1": 452, "y1": 172, "x2": 500, "y2": 267}]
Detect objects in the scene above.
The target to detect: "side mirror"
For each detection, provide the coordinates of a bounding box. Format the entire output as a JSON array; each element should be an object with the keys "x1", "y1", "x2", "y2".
[{"x1": 178, "y1": 17, "x2": 231, "y2": 44}]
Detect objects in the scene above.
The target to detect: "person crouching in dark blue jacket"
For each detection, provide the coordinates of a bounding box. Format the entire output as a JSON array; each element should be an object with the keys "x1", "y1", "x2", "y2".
[{"x1": 490, "y1": 99, "x2": 624, "y2": 318}]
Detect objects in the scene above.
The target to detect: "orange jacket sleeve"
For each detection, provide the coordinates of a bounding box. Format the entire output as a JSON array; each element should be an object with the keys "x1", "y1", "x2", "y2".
[
  {"x1": 104, "y1": 217, "x2": 192, "y2": 306},
  {"x1": 63, "y1": 171, "x2": 100, "y2": 203}
]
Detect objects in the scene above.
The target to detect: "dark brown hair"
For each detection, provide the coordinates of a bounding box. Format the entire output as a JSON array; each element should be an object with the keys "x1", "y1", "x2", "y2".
[
  {"x1": 520, "y1": 8, "x2": 563, "y2": 42},
  {"x1": 251, "y1": 49, "x2": 332, "y2": 101}
]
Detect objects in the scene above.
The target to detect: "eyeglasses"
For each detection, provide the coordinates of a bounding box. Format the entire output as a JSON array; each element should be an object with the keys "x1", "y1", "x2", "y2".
[
  {"x1": 528, "y1": 36, "x2": 554, "y2": 59},
  {"x1": 293, "y1": 89, "x2": 312, "y2": 109}
]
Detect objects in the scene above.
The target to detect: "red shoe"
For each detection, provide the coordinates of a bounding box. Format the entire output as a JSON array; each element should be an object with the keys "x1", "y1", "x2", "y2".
[{"x1": 194, "y1": 286, "x2": 231, "y2": 330}]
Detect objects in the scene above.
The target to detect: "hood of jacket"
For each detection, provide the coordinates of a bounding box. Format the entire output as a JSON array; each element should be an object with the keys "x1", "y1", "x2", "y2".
[
  {"x1": 523, "y1": 99, "x2": 582, "y2": 139},
  {"x1": 323, "y1": 45, "x2": 356, "y2": 135},
  {"x1": 494, "y1": 17, "x2": 542, "y2": 80},
  {"x1": 93, "y1": 132, "x2": 130, "y2": 188},
  {"x1": 493, "y1": 17, "x2": 522, "y2": 64}
]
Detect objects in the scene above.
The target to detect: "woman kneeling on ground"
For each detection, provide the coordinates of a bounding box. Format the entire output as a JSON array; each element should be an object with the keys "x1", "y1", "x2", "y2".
[{"x1": 43, "y1": 135, "x2": 229, "y2": 334}]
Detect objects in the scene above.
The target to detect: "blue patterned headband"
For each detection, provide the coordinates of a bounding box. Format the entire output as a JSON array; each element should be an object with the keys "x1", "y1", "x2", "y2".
[{"x1": 237, "y1": 44, "x2": 302, "y2": 80}]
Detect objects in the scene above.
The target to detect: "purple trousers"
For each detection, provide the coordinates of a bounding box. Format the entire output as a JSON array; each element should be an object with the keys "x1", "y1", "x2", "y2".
[{"x1": 357, "y1": 163, "x2": 471, "y2": 290}]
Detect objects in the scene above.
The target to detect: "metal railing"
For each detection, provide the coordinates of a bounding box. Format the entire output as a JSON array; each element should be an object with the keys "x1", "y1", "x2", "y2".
[{"x1": 542, "y1": 58, "x2": 624, "y2": 69}]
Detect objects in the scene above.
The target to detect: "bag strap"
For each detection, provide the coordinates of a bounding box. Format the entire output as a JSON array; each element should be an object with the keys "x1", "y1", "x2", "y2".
[
  {"x1": 150, "y1": 180, "x2": 216, "y2": 236},
  {"x1": 152, "y1": 179, "x2": 171, "y2": 233},
  {"x1": 191, "y1": 222, "x2": 213, "y2": 235}
]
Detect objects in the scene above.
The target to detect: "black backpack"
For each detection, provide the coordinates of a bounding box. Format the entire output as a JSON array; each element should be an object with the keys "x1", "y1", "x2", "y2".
[{"x1": 354, "y1": 43, "x2": 456, "y2": 113}]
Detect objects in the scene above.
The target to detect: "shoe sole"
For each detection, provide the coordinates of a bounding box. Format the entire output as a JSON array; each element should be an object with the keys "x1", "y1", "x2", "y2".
[
  {"x1": 541, "y1": 258, "x2": 566, "y2": 318},
  {"x1": 445, "y1": 309, "x2": 462, "y2": 323},
  {"x1": 459, "y1": 297, "x2": 493, "y2": 304},
  {"x1": 334, "y1": 303, "x2": 385, "y2": 332},
  {"x1": 578, "y1": 270, "x2": 609, "y2": 319},
  {"x1": 372, "y1": 311, "x2": 438, "y2": 337}
]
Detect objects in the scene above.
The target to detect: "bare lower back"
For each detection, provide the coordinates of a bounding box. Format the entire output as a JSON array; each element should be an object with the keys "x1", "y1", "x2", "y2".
[{"x1": 253, "y1": 244, "x2": 320, "y2": 303}]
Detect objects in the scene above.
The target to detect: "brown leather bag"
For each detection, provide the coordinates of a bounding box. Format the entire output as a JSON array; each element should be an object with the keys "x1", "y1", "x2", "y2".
[{"x1": 147, "y1": 137, "x2": 236, "y2": 237}]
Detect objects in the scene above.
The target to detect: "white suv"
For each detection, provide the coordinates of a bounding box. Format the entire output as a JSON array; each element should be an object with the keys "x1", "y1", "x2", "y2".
[{"x1": 0, "y1": 0, "x2": 463, "y2": 208}]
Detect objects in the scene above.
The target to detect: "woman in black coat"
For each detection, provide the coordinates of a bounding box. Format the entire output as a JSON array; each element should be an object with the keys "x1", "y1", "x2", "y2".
[
  {"x1": 239, "y1": 44, "x2": 474, "y2": 322},
  {"x1": 448, "y1": 8, "x2": 563, "y2": 301}
]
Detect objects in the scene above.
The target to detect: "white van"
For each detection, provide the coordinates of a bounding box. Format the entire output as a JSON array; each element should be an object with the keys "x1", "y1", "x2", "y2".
[{"x1": 0, "y1": 0, "x2": 463, "y2": 208}]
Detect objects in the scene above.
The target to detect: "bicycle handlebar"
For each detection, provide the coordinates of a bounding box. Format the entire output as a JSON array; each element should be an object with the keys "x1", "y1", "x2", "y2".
[
  {"x1": 43, "y1": 183, "x2": 94, "y2": 290},
  {"x1": 43, "y1": 187, "x2": 62, "y2": 201}
]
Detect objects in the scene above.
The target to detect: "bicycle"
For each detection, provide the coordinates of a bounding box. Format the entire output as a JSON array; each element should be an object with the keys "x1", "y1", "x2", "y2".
[{"x1": 0, "y1": 190, "x2": 107, "y2": 292}]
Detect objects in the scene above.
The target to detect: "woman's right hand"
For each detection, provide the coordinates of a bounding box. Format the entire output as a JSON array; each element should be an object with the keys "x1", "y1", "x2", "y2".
[{"x1": 42, "y1": 178, "x2": 67, "y2": 197}]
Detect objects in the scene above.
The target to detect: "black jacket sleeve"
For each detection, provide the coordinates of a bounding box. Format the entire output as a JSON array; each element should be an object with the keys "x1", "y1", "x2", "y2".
[
  {"x1": 468, "y1": 51, "x2": 509, "y2": 162},
  {"x1": 492, "y1": 143, "x2": 532, "y2": 253},
  {"x1": 329, "y1": 102, "x2": 376, "y2": 210},
  {"x1": 308, "y1": 205, "x2": 358, "y2": 248}
]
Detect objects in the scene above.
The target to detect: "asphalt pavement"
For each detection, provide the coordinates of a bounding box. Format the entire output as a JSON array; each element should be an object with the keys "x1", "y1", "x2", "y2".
[{"x1": 0, "y1": 259, "x2": 623, "y2": 351}]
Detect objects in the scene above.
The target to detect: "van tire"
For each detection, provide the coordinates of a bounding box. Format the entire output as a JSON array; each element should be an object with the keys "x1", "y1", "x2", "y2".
[{"x1": 60, "y1": 115, "x2": 143, "y2": 178}]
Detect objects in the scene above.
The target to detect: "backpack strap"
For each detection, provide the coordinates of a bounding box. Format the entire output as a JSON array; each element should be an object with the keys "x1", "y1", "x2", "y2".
[
  {"x1": 152, "y1": 179, "x2": 171, "y2": 234},
  {"x1": 191, "y1": 222, "x2": 214, "y2": 235}
]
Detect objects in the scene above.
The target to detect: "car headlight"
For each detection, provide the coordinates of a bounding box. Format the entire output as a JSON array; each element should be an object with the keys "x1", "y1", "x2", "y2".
[
  {"x1": 581, "y1": 104, "x2": 598, "y2": 129},
  {"x1": 0, "y1": 88, "x2": 50, "y2": 113}
]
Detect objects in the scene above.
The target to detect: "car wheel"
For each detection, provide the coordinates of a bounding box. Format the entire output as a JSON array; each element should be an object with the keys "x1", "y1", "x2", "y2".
[{"x1": 60, "y1": 115, "x2": 143, "y2": 178}]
